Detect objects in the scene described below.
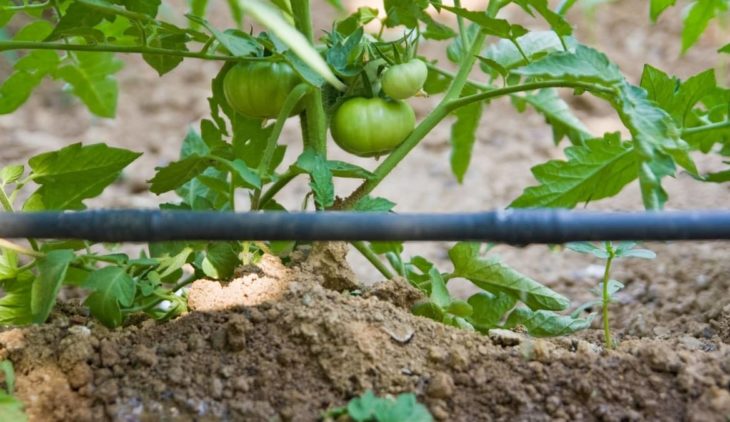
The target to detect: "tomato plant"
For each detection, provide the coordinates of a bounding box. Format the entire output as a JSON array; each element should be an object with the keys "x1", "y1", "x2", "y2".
[
  {"x1": 331, "y1": 97, "x2": 416, "y2": 156},
  {"x1": 0, "y1": 0, "x2": 727, "y2": 345}
]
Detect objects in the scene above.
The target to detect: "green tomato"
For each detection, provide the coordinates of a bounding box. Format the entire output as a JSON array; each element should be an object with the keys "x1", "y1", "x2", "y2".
[
  {"x1": 330, "y1": 97, "x2": 416, "y2": 157},
  {"x1": 223, "y1": 61, "x2": 304, "y2": 119},
  {"x1": 381, "y1": 59, "x2": 428, "y2": 100}
]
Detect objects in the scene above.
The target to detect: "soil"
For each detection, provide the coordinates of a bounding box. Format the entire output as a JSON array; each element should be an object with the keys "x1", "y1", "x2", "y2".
[{"x1": 1, "y1": 1, "x2": 729, "y2": 421}]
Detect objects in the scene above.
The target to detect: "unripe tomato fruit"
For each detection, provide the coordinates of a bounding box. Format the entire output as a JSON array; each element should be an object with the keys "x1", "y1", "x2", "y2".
[
  {"x1": 381, "y1": 59, "x2": 428, "y2": 100},
  {"x1": 330, "y1": 97, "x2": 416, "y2": 157},
  {"x1": 223, "y1": 61, "x2": 304, "y2": 119}
]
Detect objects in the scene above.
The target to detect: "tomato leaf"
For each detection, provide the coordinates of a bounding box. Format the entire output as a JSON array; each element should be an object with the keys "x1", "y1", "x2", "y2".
[
  {"x1": 450, "y1": 86, "x2": 483, "y2": 183},
  {"x1": 54, "y1": 51, "x2": 124, "y2": 118},
  {"x1": 481, "y1": 31, "x2": 574, "y2": 77},
  {"x1": 83, "y1": 266, "x2": 136, "y2": 328},
  {"x1": 354, "y1": 196, "x2": 396, "y2": 212},
  {"x1": 721, "y1": 43, "x2": 730, "y2": 53},
  {"x1": 516, "y1": 88, "x2": 592, "y2": 145},
  {"x1": 201, "y1": 242, "x2": 242, "y2": 280},
  {"x1": 449, "y1": 243, "x2": 569, "y2": 311},
  {"x1": 123, "y1": 0, "x2": 161, "y2": 17},
  {"x1": 31, "y1": 250, "x2": 74, "y2": 324},
  {"x1": 327, "y1": 161, "x2": 376, "y2": 180},
  {"x1": 681, "y1": 0, "x2": 728, "y2": 53},
  {"x1": 143, "y1": 30, "x2": 188, "y2": 76},
  {"x1": 467, "y1": 290, "x2": 517, "y2": 331},
  {"x1": 511, "y1": 0, "x2": 573, "y2": 36},
  {"x1": 428, "y1": 267, "x2": 451, "y2": 308},
  {"x1": 650, "y1": 0, "x2": 676, "y2": 21},
  {"x1": 515, "y1": 44, "x2": 622, "y2": 85},
  {"x1": 23, "y1": 143, "x2": 141, "y2": 211},
  {"x1": 511, "y1": 133, "x2": 638, "y2": 208},
  {"x1": 295, "y1": 150, "x2": 334, "y2": 209},
  {"x1": 0, "y1": 22, "x2": 59, "y2": 114},
  {"x1": 0, "y1": 273, "x2": 34, "y2": 326},
  {"x1": 441, "y1": 5, "x2": 528, "y2": 39},
  {"x1": 149, "y1": 155, "x2": 212, "y2": 194},
  {"x1": 504, "y1": 307, "x2": 595, "y2": 337}
]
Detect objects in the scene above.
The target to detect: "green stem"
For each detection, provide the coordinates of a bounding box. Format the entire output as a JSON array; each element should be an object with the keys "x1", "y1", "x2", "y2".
[
  {"x1": 352, "y1": 241, "x2": 393, "y2": 280},
  {"x1": 556, "y1": 0, "x2": 579, "y2": 15},
  {"x1": 0, "y1": 239, "x2": 43, "y2": 258},
  {"x1": 601, "y1": 242, "x2": 616, "y2": 349},
  {"x1": 0, "y1": 1, "x2": 51, "y2": 12},
  {"x1": 445, "y1": 80, "x2": 615, "y2": 112},
  {"x1": 291, "y1": 0, "x2": 327, "y2": 155},
  {"x1": 258, "y1": 84, "x2": 311, "y2": 175},
  {"x1": 682, "y1": 120, "x2": 730, "y2": 136},
  {"x1": 0, "y1": 41, "x2": 244, "y2": 61},
  {"x1": 0, "y1": 189, "x2": 13, "y2": 213},
  {"x1": 258, "y1": 168, "x2": 303, "y2": 209},
  {"x1": 425, "y1": 62, "x2": 491, "y2": 91},
  {"x1": 454, "y1": 0, "x2": 468, "y2": 59}
]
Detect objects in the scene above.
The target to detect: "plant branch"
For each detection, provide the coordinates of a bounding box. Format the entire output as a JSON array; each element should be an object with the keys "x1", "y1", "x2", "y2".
[
  {"x1": 257, "y1": 168, "x2": 303, "y2": 209},
  {"x1": 453, "y1": 0, "x2": 468, "y2": 58},
  {"x1": 682, "y1": 120, "x2": 730, "y2": 136},
  {"x1": 0, "y1": 238, "x2": 43, "y2": 258},
  {"x1": 445, "y1": 80, "x2": 615, "y2": 112},
  {"x1": 352, "y1": 241, "x2": 394, "y2": 280},
  {"x1": 0, "y1": 1, "x2": 51, "y2": 12},
  {"x1": 0, "y1": 41, "x2": 247, "y2": 61}
]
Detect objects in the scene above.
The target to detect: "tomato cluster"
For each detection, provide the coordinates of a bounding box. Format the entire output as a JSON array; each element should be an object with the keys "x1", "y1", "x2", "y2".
[{"x1": 223, "y1": 58, "x2": 428, "y2": 158}]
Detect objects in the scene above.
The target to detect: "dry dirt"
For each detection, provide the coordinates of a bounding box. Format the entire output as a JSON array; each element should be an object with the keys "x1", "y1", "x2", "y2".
[{"x1": 0, "y1": 0, "x2": 729, "y2": 421}]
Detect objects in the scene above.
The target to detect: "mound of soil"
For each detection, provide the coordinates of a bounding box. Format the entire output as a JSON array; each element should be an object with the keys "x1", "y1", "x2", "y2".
[{"x1": 1, "y1": 247, "x2": 729, "y2": 422}]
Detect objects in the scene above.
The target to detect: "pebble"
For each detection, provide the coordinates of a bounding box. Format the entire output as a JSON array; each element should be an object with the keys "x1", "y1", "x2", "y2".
[
  {"x1": 488, "y1": 329, "x2": 523, "y2": 346},
  {"x1": 427, "y1": 372, "x2": 455, "y2": 399}
]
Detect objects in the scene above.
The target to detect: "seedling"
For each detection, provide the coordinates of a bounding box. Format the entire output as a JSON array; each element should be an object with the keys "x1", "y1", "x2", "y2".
[
  {"x1": 0, "y1": 360, "x2": 26, "y2": 422},
  {"x1": 323, "y1": 390, "x2": 432, "y2": 422},
  {"x1": 568, "y1": 242, "x2": 656, "y2": 348}
]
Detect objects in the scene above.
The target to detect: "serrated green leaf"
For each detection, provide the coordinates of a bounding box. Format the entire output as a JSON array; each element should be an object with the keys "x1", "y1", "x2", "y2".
[
  {"x1": 481, "y1": 31, "x2": 575, "y2": 76},
  {"x1": 83, "y1": 266, "x2": 135, "y2": 328},
  {"x1": 228, "y1": 159, "x2": 262, "y2": 189},
  {"x1": 149, "y1": 155, "x2": 211, "y2": 194},
  {"x1": 0, "y1": 165, "x2": 23, "y2": 185},
  {"x1": 681, "y1": 0, "x2": 727, "y2": 53},
  {"x1": 504, "y1": 307, "x2": 594, "y2": 337},
  {"x1": 24, "y1": 143, "x2": 141, "y2": 211},
  {"x1": 31, "y1": 250, "x2": 74, "y2": 324},
  {"x1": 522, "y1": 88, "x2": 592, "y2": 145},
  {"x1": 515, "y1": 44, "x2": 622, "y2": 85},
  {"x1": 641, "y1": 66, "x2": 716, "y2": 128},
  {"x1": 143, "y1": 31, "x2": 188, "y2": 76},
  {"x1": 124, "y1": 0, "x2": 161, "y2": 17},
  {"x1": 650, "y1": 0, "x2": 676, "y2": 21},
  {"x1": 450, "y1": 86, "x2": 483, "y2": 183},
  {"x1": 467, "y1": 290, "x2": 517, "y2": 330},
  {"x1": 327, "y1": 161, "x2": 376, "y2": 180},
  {"x1": 510, "y1": 134, "x2": 639, "y2": 208},
  {"x1": 374, "y1": 392, "x2": 433, "y2": 422},
  {"x1": 46, "y1": 1, "x2": 106, "y2": 41},
  {"x1": 511, "y1": 0, "x2": 573, "y2": 36},
  {"x1": 188, "y1": 16, "x2": 258, "y2": 57},
  {"x1": 354, "y1": 196, "x2": 396, "y2": 212},
  {"x1": 0, "y1": 273, "x2": 34, "y2": 326},
  {"x1": 566, "y1": 242, "x2": 610, "y2": 259},
  {"x1": 55, "y1": 52, "x2": 123, "y2": 118},
  {"x1": 449, "y1": 243, "x2": 569, "y2": 311},
  {"x1": 441, "y1": 5, "x2": 527, "y2": 39},
  {"x1": 295, "y1": 150, "x2": 334, "y2": 209},
  {"x1": 201, "y1": 242, "x2": 241, "y2": 279},
  {"x1": 347, "y1": 390, "x2": 379, "y2": 421},
  {"x1": 383, "y1": 0, "x2": 429, "y2": 28}
]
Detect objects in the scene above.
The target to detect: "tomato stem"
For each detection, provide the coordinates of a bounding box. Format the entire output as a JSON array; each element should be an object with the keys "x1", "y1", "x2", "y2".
[
  {"x1": 681, "y1": 119, "x2": 730, "y2": 136},
  {"x1": 352, "y1": 241, "x2": 394, "y2": 280},
  {"x1": 601, "y1": 242, "x2": 616, "y2": 349}
]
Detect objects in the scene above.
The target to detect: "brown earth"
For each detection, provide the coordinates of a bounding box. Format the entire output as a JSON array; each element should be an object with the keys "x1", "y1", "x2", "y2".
[{"x1": 1, "y1": 0, "x2": 730, "y2": 421}]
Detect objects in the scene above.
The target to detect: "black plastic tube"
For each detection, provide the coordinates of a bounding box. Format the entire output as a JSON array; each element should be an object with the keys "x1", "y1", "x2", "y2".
[{"x1": 0, "y1": 210, "x2": 729, "y2": 244}]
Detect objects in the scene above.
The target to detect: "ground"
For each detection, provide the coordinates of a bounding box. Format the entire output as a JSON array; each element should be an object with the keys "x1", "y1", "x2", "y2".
[{"x1": 0, "y1": 0, "x2": 729, "y2": 421}]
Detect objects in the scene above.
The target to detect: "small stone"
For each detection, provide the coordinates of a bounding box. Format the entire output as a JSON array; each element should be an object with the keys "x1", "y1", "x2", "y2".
[
  {"x1": 679, "y1": 336, "x2": 703, "y2": 350},
  {"x1": 427, "y1": 372, "x2": 455, "y2": 399},
  {"x1": 427, "y1": 346, "x2": 447, "y2": 363},
  {"x1": 488, "y1": 329, "x2": 523, "y2": 346}
]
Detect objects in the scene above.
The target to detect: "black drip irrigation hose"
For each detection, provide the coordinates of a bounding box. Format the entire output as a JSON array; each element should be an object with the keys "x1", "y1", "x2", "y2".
[{"x1": 0, "y1": 210, "x2": 729, "y2": 244}]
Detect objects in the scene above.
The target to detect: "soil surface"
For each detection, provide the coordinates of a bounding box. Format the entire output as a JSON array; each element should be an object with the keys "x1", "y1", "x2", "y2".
[{"x1": 1, "y1": 0, "x2": 729, "y2": 421}]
